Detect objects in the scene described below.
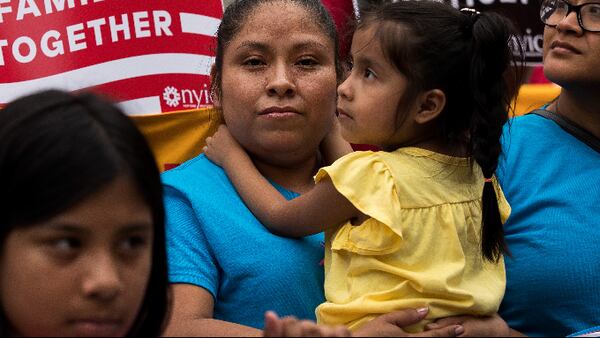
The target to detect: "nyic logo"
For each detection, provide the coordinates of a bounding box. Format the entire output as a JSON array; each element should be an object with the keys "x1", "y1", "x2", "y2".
[
  {"x1": 162, "y1": 84, "x2": 212, "y2": 109},
  {"x1": 163, "y1": 86, "x2": 181, "y2": 107}
]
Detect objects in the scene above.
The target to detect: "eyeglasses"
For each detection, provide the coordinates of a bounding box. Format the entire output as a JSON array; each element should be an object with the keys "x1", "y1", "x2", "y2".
[{"x1": 540, "y1": 0, "x2": 600, "y2": 32}]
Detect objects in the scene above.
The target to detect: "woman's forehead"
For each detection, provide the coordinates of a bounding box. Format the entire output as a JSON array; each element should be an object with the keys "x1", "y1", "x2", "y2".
[{"x1": 236, "y1": 2, "x2": 330, "y2": 41}]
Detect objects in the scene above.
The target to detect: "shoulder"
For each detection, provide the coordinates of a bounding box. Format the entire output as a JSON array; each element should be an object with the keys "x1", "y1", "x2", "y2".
[
  {"x1": 502, "y1": 113, "x2": 565, "y2": 143},
  {"x1": 162, "y1": 154, "x2": 225, "y2": 187},
  {"x1": 161, "y1": 154, "x2": 236, "y2": 203}
]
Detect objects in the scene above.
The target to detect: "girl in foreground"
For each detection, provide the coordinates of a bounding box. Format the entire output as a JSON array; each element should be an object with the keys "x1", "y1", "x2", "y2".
[{"x1": 0, "y1": 90, "x2": 168, "y2": 336}]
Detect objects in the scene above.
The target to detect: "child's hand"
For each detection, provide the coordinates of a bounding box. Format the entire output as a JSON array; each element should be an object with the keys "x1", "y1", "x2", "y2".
[
  {"x1": 263, "y1": 311, "x2": 351, "y2": 337},
  {"x1": 204, "y1": 124, "x2": 247, "y2": 168}
]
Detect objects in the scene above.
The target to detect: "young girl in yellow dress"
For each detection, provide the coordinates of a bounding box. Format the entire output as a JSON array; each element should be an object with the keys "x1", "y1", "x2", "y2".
[{"x1": 205, "y1": 0, "x2": 521, "y2": 332}]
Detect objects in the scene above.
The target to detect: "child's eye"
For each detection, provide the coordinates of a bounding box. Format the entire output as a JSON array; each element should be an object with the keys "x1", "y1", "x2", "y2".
[{"x1": 364, "y1": 68, "x2": 377, "y2": 80}]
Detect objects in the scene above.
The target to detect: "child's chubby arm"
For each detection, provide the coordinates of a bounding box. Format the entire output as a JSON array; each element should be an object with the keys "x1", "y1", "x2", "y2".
[{"x1": 204, "y1": 125, "x2": 361, "y2": 237}]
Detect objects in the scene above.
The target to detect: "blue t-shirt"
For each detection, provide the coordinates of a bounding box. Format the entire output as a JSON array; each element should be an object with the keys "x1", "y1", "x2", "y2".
[
  {"x1": 162, "y1": 154, "x2": 325, "y2": 329},
  {"x1": 497, "y1": 114, "x2": 600, "y2": 337}
]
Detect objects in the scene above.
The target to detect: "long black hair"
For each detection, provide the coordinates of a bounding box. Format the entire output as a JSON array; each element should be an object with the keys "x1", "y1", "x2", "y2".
[
  {"x1": 0, "y1": 90, "x2": 168, "y2": 336},
  {"x1": 359, "y1": 1, "x2": 523, "y2": 262}
]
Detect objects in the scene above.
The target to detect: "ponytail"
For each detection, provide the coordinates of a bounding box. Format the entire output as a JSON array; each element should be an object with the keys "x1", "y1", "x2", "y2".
[
  {"x1": 468, "y1": 11, "x2": 521, "y2": 262},
  {"x1": 358, "y1": 1, "x2": 523, "y2": 261}
]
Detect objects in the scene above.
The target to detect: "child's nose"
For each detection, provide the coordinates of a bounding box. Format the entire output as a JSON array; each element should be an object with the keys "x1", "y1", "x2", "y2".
[{"x1": 337, "y1": 77, "x2": 352, "y2": 100}]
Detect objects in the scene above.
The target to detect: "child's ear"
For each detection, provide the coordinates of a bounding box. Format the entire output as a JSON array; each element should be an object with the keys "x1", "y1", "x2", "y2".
[
  {"x1": 415, "y1": 89, "x2": 446, "y2": 124},
  {"x1": 210, "y1": 64, "x2": 221, "y2": 109}
]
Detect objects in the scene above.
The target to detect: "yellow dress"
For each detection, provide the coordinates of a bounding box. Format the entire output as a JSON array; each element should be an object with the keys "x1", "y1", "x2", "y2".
[{"x1": 314, "y1": 148, "x2": 511, "y2": 332}]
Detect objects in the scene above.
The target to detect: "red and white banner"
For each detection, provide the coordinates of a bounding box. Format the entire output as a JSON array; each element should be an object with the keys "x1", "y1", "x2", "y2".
[{"x1": 0, "y1": 0, "x2": 223, "y2": 114}]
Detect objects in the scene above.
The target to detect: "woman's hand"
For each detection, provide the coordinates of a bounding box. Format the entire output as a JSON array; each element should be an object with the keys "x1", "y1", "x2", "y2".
[
  {"x1": 424, "y1": 313, "x2": 512, "y2": 337},
  {"x1": 204, "y1": 124, "x2": 248, "y2": 169},
  {"x1": 263, "y1": 311, "x2": 351, "y2": 337},
  {"x1": 354, "y1": 308, "x2": 464, "y2": 337}
]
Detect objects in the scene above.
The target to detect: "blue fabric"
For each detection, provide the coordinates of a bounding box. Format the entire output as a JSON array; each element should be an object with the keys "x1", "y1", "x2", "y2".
[
  {"x1": 162, "y1": 154, "x2": 325, "y2": 329},
  {"x1": 569, "y1": 325, "x2": 600, "y2": 337},
  {"x1": 497, "y1": 114, "x2": 600, "y2": 337}
]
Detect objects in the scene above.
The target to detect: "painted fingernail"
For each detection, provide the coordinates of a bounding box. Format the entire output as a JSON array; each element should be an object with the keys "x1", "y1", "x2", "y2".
[{"x1": 417, "y1": 307, "x2": 429, "y2": 316}]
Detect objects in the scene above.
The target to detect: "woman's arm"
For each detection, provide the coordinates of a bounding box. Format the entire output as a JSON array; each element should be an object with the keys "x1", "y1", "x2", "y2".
[
  {"x1": 164, "y1": 284, "x2": 263, "y2": 337},
  {"x1": 204, "y1": 125, "x2": 361, "y2": 237}
]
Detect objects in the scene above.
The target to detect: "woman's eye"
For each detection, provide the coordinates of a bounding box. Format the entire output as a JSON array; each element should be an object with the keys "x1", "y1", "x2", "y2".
[
  {"x1": 297, "y1": 57, "x2": 318, "y2": 67},
  {"x1": 243, "y1": 58, "x2": 265, "y2": 67},
  {"x1": 587, "y1": 4, "x2": 600, "y2": 16}
]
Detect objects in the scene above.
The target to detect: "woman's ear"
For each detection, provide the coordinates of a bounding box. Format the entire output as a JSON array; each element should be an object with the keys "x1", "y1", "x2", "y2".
[
  {"x1": 414, "y1": 89, "x2": 446, "y2": 124},
  {"x1": 210, "y1": 64, "x2": 221, "y2": 109}
]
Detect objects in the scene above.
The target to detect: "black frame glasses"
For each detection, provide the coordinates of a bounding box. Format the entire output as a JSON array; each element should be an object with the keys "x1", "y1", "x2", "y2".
[{"x1": 540, "y1": 0, "x2": 600, "y2": 32}]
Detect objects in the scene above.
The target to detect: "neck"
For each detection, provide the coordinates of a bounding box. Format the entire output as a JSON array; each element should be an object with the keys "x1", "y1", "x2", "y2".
[
  {"x1": 252, "y1": 153, "x2": 320, "y2": 194},
  {"x1": 551, "y1": 88, "x2": 600, "y2": 139}
]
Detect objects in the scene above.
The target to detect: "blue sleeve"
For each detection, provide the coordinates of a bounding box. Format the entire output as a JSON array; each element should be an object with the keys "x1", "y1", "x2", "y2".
[{"x1": 164, "y1": 184, "x2": 219, "y2": 299}]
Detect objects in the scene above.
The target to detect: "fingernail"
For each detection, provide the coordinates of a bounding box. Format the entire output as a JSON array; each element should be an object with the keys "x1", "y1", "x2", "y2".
[
  {"x1": 454, "y1": 325, "x2": 465, "y2": 335},
  {"x1": 417, "y1": 307, "x2": 429, "y2": 316}
]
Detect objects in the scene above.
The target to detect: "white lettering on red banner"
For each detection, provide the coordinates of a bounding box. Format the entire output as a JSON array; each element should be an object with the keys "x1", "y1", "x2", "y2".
[{"x1": 0, "y1": 0, "x2": 223, "y2": 114}]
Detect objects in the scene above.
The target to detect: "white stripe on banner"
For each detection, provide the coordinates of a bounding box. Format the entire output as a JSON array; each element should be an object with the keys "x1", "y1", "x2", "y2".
[
  {"x1": 180, "y1": 13, "x2": 220, "y2": 37},
  {"x1": 0, "y1": 53, "x2": 215, "y2": 102},
  {"x1": 118, "y1": 96, "x2": 162, "y2": 116}
]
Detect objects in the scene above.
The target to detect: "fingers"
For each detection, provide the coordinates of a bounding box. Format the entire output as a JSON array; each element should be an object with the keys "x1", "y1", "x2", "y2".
[
  {"x1": 266, "y1": 315, "x2": 351, "y2": 337},
  {"x1": 263, "y1": 311, "x2": 283, "y2": 337},
  {"x1": 381, "y1": 307, "x2": 430, "y2": 327},
  {"x1": 330, "y1": 325, "x2": 352, "y2": 337},
  {"x1": 426, "y1": 315, "x2": 468, "y2": 329},
  {"x1": 414, "y1": 325, "x2": 464, "y2": 337}
]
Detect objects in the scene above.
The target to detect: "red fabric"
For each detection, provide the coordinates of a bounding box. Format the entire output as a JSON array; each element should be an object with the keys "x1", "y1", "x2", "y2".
[
  {"x1": 321, "y1": 0, "x2": 355, "y2": 59},
  {"x1": 529, "y1": 66, "x2": 550, "y2": 84}
]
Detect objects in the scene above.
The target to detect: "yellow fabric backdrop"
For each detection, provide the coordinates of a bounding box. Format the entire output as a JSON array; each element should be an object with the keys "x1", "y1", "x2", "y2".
[
  {"x1": 513, "y1": 84, "x2": 560, "y2": 117},
  {"x1": 131, "y1": 107, "x2": 221, "y2": 172}
]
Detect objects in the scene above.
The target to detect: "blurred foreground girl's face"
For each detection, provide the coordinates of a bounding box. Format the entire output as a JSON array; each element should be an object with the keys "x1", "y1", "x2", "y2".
[{"x1": 0, "y1": 175, "x2": 153, "y2": 337}]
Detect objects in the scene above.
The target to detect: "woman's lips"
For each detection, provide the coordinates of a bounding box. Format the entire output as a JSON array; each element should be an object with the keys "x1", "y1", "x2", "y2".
[
  {"x1": 550, "y1": 40, "x2": 581, "y2": 54},
  {"x1": 259, "y1": 106, "x2": 301, "y2": 118}
]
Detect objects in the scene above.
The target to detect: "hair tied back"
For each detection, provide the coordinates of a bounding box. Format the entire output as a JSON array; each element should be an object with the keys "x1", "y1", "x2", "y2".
[
  {"x1": 460, "y1": 7, "x2": 481, "y2": 17},
  {"x1": 460, "y1": 7, "x2": 481, "y2": 34}
]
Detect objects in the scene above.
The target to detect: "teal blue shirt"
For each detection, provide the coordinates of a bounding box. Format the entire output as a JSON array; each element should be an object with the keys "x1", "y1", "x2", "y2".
[
  {"x1": 162, "y1": 154, "x2": 325, "y2": 329},
  {"x1": 497, "y1": 114, "x2": 600, "y2": 336}
]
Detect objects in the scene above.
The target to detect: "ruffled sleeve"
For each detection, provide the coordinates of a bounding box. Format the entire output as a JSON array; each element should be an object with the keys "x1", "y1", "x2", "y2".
[{"x1": 315, "y1": 151, "x2": 403, "y2": 239}]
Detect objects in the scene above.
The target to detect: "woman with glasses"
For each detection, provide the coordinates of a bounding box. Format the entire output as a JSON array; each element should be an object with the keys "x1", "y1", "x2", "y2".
[
  {"x1": 498, "y1": 0, "x2": 600, "y2": 336},
  {"x1": 427, "y1": 0, "x2": 600, "y2": 335}
]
